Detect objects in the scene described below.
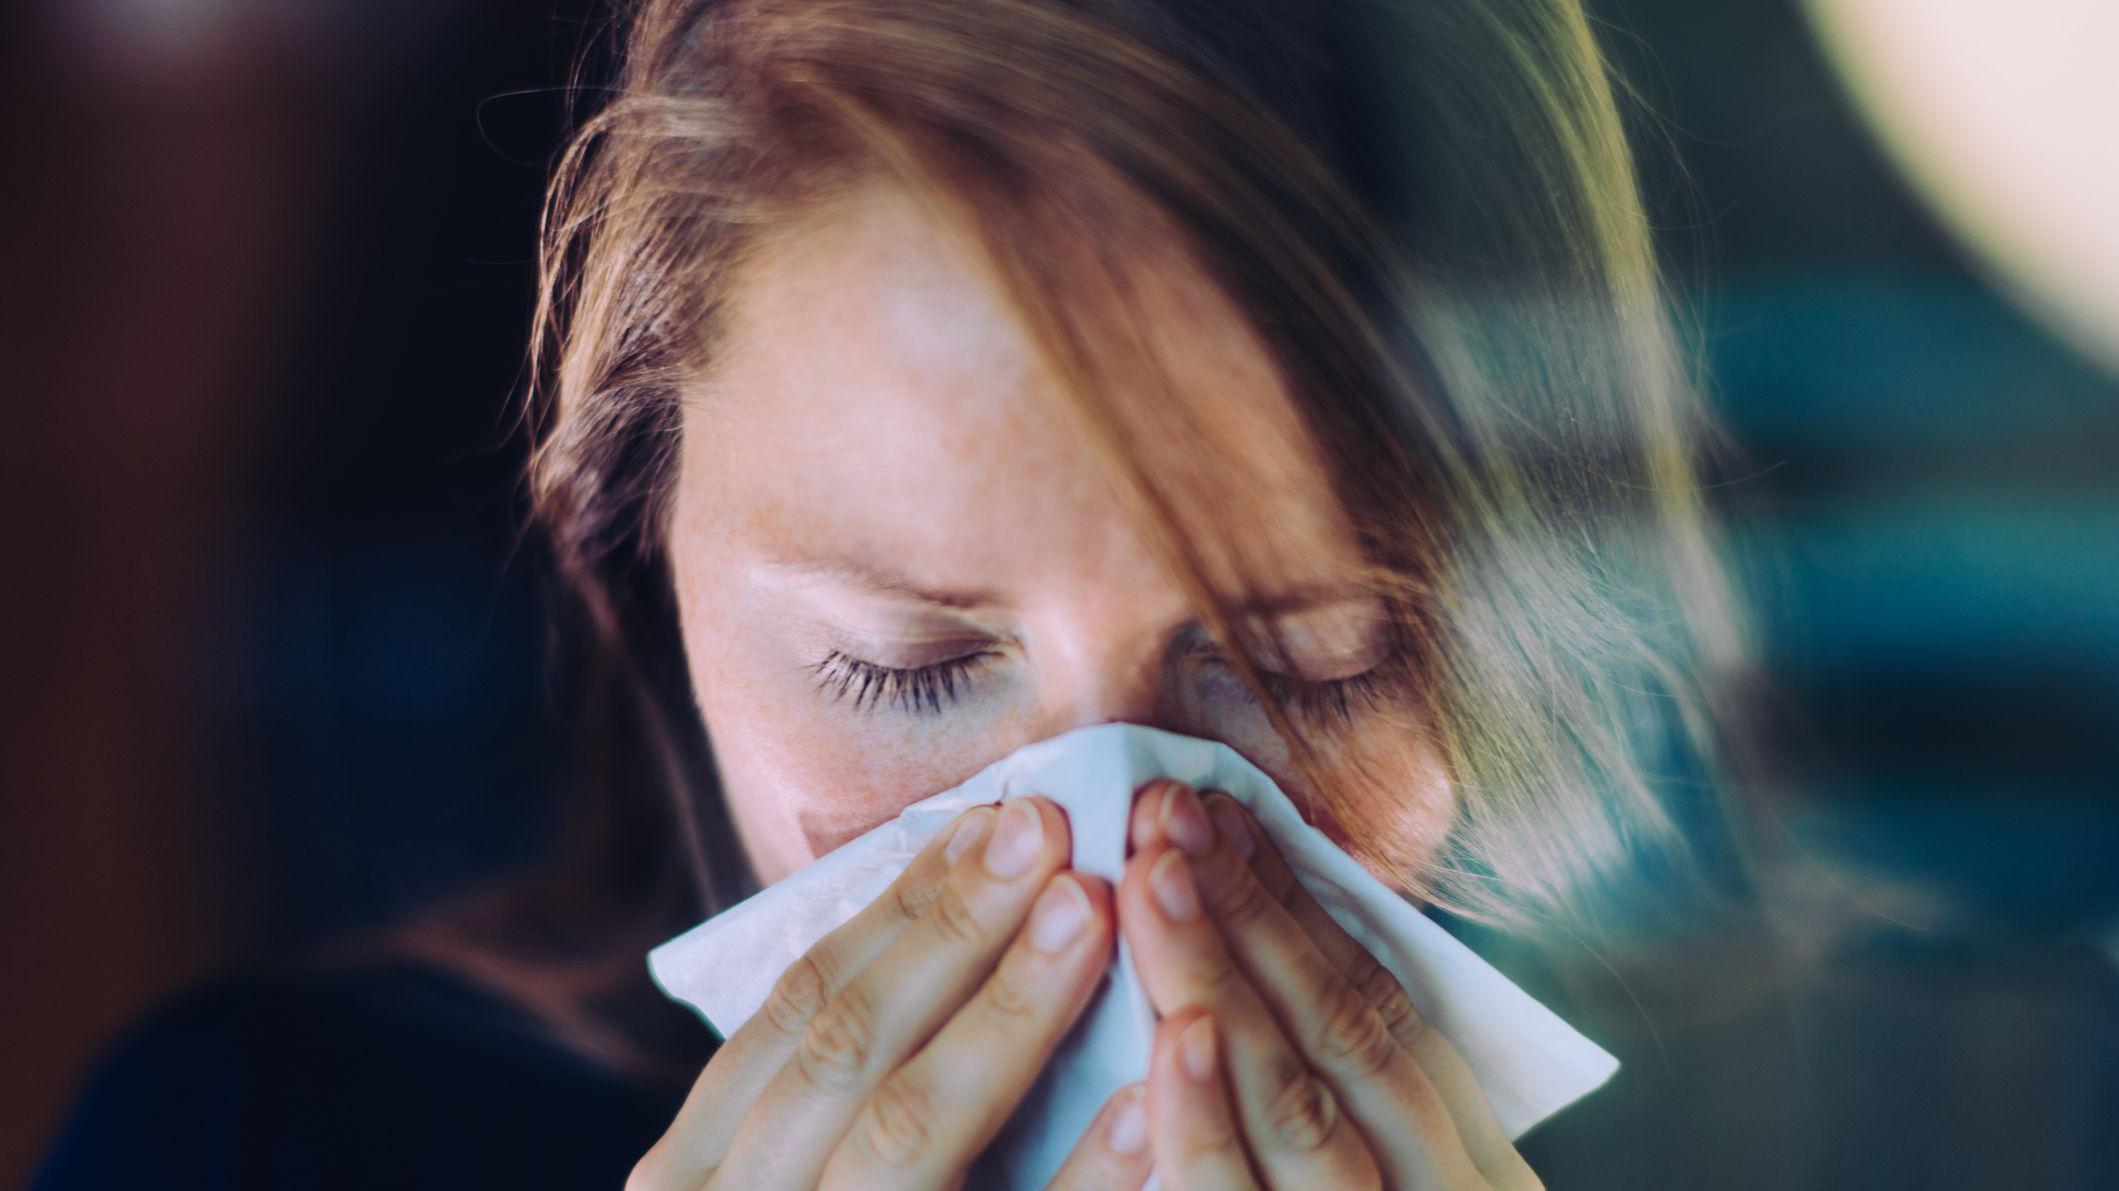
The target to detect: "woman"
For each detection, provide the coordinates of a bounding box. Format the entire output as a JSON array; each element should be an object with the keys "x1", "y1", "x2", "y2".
[
  {"x1": 39, "y1": 0, "x2": 1748, "y2": 1186},
  {"x1": 536, "y1": 0, "x2": 1747, "y2": 1183}
]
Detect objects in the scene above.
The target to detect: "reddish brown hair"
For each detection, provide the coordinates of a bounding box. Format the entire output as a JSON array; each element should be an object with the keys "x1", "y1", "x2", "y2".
[{"x1": 497, "y1": 0, "x2": 1753, "y2": 1067}]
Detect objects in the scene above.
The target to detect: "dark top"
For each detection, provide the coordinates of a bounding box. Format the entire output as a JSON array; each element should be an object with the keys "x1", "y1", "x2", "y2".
[
  {"x1": 53, "y1": 934, "x2": 2104, "y2": 1189},
  {"x1": 32, "y1": 961, "x2": 695, "y2": 1189},
  {"x1": 27, "y1": 950, "x2": 1757, "y2": 1189},
  {"x1": 36, "y1": 954, "x2": 1661, "y2": 1189}
]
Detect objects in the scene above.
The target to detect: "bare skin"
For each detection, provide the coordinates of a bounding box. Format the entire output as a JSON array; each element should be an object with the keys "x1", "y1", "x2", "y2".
[{"x1": 631, "y1": 179, "x2": 1537, "y2": 1188}]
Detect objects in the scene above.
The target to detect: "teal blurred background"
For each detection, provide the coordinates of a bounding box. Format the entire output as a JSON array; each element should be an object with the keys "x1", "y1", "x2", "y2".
[{"x1": 1519, "y1": 4, "x2": 2119, "y2": 1184}]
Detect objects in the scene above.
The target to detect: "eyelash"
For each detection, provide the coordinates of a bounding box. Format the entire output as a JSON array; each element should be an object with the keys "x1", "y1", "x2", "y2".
[
  {"x1": 807, "y1": 644, "x2": 1401, "y2": 726},
  {"x1": 1251, "y1": 662, "x2": 1397, "y2": 726},
  {"x1": 808, "y1": 649, "x2": 999, "y2": 717}
]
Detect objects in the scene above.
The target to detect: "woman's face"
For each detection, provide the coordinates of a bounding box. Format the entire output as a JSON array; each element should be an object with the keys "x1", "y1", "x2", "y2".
[{"x1": 668, "y1": 180, "x2": 1453, "y2": 885}]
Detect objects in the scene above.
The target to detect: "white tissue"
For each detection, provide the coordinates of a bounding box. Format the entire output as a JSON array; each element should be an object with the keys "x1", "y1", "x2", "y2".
[{"x1": 648, "y1": 723, "x2": 1617, "y2": 1188}]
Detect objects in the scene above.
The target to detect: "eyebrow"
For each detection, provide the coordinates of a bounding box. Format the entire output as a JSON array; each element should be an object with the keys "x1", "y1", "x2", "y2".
[
  {"x1": 764, "y1": 556, "x2": 1004, "y2": 610},
  {"x1": 762, "y1": 554, "x2": 1379, "y2": 617}
]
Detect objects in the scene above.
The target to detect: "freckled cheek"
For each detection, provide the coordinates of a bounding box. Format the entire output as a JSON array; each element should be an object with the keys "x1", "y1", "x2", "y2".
[
  {"x1": 689, "y1": 662, "x2": 1011, "y2": 871},
  {"x1": 679, "y1": 608, "x2": 941, "y2": 864},
  {"x1": 1205, "y1": 706, "x2": 1454, "y2": 882}
]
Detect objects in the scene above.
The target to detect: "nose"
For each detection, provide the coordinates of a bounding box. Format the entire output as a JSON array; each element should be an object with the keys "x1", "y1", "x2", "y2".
[{"x1": 1022, "y1": 620, "x2": 1189, "y2": 742}]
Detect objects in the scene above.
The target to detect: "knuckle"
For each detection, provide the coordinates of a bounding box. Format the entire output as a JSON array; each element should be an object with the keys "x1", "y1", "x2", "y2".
[
  {"x1": 1185, "y1": 941, "x2": 1245, "y2": 995},
  {"x1": 1349, "y1": 954, "x2": 1429, "y2": 1049},
  {"x1": 1381, "y1": 991, "x2": 1430, "y2": 1050},
  {"x1": 1181, "y1": 1104, "x2": 1245, "y2": 1162},
  {"x1": 1344, "y1": 949, "x2": 1391, "y2": 998},
  {"x1": 1314, "y1": 980, "x2": 1398, "y2": 1076},
  {"x1": 926, "y1": 882, "x2": 991, "y2": 950},
  {"x1": 853, "y1": 1073, "x2": 935, "y2": 1171},
  {"x1": 887, "y1": 874, "x2": 935, "y2": 926},
  {"x1": 762, "y1": 952, "x2": 833, "y2": 1037},
  {"x1": 1261, "y1": 1065, "x2": 1344, "y2": 1154},
  {"x1": 1210, "y1": 868, "x2": 1278, "y2": 933},
  {"x1": 979, "y1": 953, "x2": 1045, "y2": 1025},
  {"x1": 797, "y1": 983, "x2": 880, "y2": 1089}
]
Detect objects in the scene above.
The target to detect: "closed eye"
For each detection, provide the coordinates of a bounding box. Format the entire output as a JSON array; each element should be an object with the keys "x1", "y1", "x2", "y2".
[
  {"x1": 1255, "y1": 661, "x2": 1398, "y2": 725},
  {"x1": 809, "y1": 636, "x2": 1407, "y2": 725},
  {"x1": 1183, "y1": 634, "x2": 1405, "y2": 728},
  {"x1": 808, "y1": 648, "x2": 998, "y2": 716}
]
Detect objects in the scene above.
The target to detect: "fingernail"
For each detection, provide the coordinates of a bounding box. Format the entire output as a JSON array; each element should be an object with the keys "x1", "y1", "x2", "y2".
[
  {"x1": 1158, "y1": 782, "x2": 1213, "y2": 857},
  {"x1": 1028, "y1": 877, "x2": 1089, "y2": 952},
  {"x1": 1207, "y1": 795, "x2": 1254, "y2": 860},
  {"x1": 1108, "y1": 1086, "x2": 1148, "y2": 1153},
  {"x1": 1150, "y1": 849, "x2": 1200, "y2": 920},
  {"x1": 945, "y1": 807, "x2": 996, "y2": 863},
  {"x1": 985, "y1": 798, "x2": 1045, "y2": 878},
  {"x1": 1129, "y1": 783, "x2": 1163, "y2": 851},
  {"x1": 1180, "y1": 1016, "x2": 1218, "y2": 1081}
]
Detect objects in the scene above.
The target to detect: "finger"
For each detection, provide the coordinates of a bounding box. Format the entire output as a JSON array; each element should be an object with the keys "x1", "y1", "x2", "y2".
[
  {"x1": 1205, "y1": 791, "x2": 1524, "y2": 1179},
  {"x1": 1174, "y1": 787, "x2": 1484, "y2": 1189},
  {"x1": 1130, "y1": 777, "x2": 1204, "y2": 855},
  {"x1": 634, "y1": 804, "x2": 999, "y2": 1187},
  {"x1": 820, "y1": 874, "x2": 1119, "y2": 1189},
  {"x1": 717, "y1": 796, "x2": 1072, "y2": 1190},
  {"x1": 1120, "y1": 840, "x2": 1381, "y2": 1189},
  {"x1": 1043, "y1": 1083, "x2": 1153, "y2": 1191},
  {"x1": 1147, "y1": 1011, "x2": 1258, "y2": 1191},
  {"x1": 1147, "y1": 781, "x2": 1520, "y2": 1174}
]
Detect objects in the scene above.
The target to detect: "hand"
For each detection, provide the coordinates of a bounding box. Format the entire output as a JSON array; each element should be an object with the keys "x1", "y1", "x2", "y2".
[
  {"x1": 1120, "y1": 780, "x2": 1543, "y2": 1190},
  {"x1": 629, "y1": 796, "x2": 1155, "y2": 1190}
]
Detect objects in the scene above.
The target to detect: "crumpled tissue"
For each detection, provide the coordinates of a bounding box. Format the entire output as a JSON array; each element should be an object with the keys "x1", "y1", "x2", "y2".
[{"x1": 648, "y1": 722, "x2": 1617, "y2": 1188}]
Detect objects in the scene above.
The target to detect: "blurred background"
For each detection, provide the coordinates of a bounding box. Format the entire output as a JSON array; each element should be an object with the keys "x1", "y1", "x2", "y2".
[{"x1": 4, "y1": 0, "x2": 2114, "y2": 1186}]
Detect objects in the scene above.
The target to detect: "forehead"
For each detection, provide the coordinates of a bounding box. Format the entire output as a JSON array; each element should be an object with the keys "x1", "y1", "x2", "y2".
[{"x1": 682, "y1": 179, "x2": 1361, "y2": 591}]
